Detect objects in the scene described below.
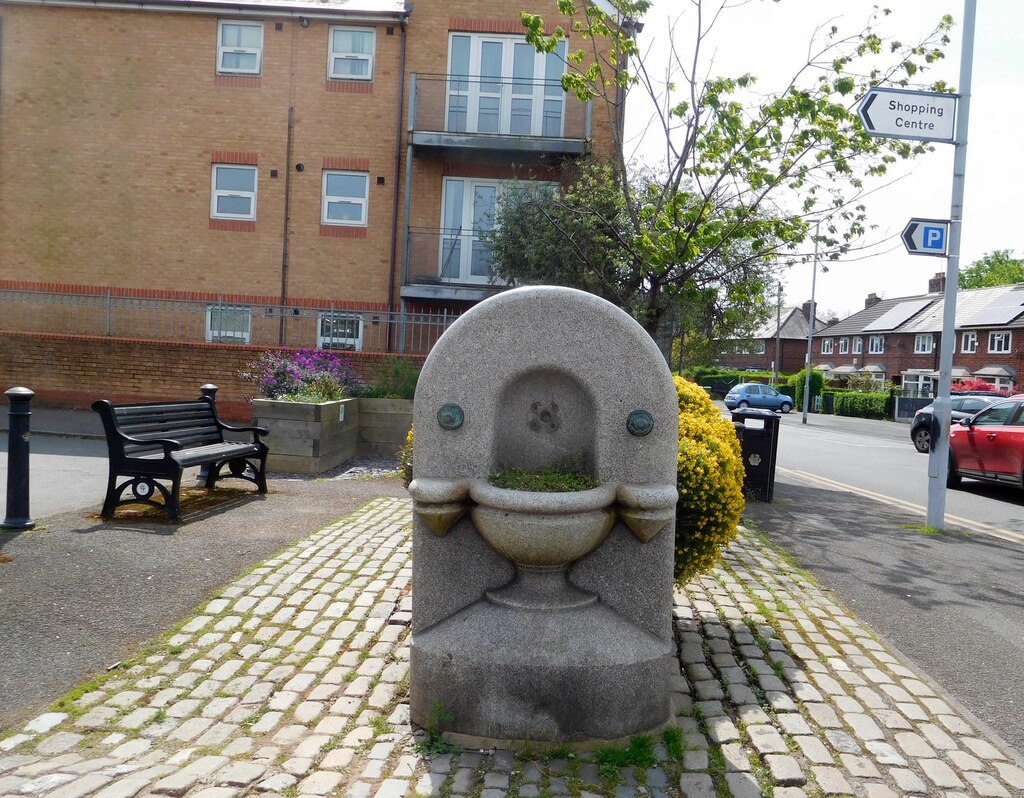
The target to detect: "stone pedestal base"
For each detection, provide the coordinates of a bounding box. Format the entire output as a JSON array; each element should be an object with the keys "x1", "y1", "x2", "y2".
[{"x1": 410, "y1": 600, "x2": 673, "y2": 743}]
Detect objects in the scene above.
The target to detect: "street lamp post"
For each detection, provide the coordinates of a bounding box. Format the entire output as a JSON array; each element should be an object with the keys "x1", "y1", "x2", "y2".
[{"x1": 801, "y1": 220, "x2": 820, "y2": 425}]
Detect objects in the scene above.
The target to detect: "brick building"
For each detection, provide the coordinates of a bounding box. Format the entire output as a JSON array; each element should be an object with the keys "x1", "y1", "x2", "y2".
[
  {"x1": 718, "y1": 302, "x2": 828, "y2": 374},
  {"x1": 810, "y1": 275, "x2": 1024, "y2": 395},
  {"x1": 0, "y1": 0, "x2": 624, "y2": 406}
]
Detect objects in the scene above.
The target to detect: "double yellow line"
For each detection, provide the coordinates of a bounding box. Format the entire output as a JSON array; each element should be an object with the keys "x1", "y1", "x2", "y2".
[{"x1": 778, "y1": 467, "x2": 1024, "y2": 544}]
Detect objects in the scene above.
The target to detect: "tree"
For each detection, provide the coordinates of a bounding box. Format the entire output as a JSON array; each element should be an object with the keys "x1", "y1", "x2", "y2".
[
  {"x1": 958, "y1": 250, "x2": 1024, "y2": 289},
  {"x1": 492, "y1": 1, "x2": 952, "y2": 361}
]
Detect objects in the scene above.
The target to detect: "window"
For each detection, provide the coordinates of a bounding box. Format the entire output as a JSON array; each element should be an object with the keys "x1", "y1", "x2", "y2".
[
  {"x1": 838, "y1": 337, "x2": 849, "y2": 354},
  {"x1": 914, "y1": 334, "x2": 934, "y2": 354},
  {"x1": 328, "y1": 27, "x2": 375, "y2": 80},
  {"x1": 439, "y1": 178, "x2": 553, "y2": 283},
  {"x1": 206, "y1": 305, "x2": 251, "y2": 343},
  {"x1": 852, "y1": 337, "x2": 863, "y2": 354},
  {"x1": 962, "y1": 331, "x2": 977, "y2": 353},
  {"x1": 820, "y1": 338, "x2": 833, "y2": 355},
  {"x1": 447, "y1": 33, "x2": 568, "y2": 138},
  {"x1": 317, "y1": 312, "x2": 364, "y2": 350},
  {"x1": 988, "y1": 331, "x2": 1012, "y2": 353},
  {"x1": 211, "y1": 165, "x2": 257, "y2": 220},
  {"x1": 868, "y1": 335, "x2": 885, "y2": 354},
  {"x1": 972, "y1": 402, "x2": 1019, "y2": 427},
  {"x1": 754, "y1": 340, "x2": 766, "y2": 354},
  {"x1": 322, "y1": 171, "x2": 369, "y2": 226},
  {"x1": 218, "y1": 21, "x2": 263, "y2": 75},
  {"x1": 902, "y1": 373, "x2": 933, "y2": 398}
]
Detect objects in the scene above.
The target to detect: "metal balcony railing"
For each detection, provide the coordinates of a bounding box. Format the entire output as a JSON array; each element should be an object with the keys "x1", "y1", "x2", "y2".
[
  {"x1": 0, "y1": 289, "x2": 460, "y2": 354},
  {"x1": 404, "y1": 227, "x2": 513, "y2": 289},
  {"x1": 410, "y1": 73, "x2": 591, "y2": 151}
]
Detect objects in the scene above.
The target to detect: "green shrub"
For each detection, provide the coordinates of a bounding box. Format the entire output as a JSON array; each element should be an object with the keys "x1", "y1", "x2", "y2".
[
  {"x1": 359, "y1": 357, "x2": 420, "y2": 399},
  {"x1": 488, "y1": 463, "x2": 599, "y2": 492},
  {"x1": 834, "y1": 392, "x2": 889, "y2": 419},
  {"x1": 790, "y1": 368, "x2": 824, "y2": 411},
  {"x1": 674, "y1": 377, "x2": 746, "y2": 583}
]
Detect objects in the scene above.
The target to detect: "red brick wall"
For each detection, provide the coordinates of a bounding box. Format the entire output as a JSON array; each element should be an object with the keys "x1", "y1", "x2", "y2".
[{"x1": 0, "y1": 333, "x2": 424, "y2": 420}]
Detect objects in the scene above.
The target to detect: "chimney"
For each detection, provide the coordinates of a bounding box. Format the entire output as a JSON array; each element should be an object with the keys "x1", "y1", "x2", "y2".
[
  {"x1": 865, "y1": 293, "x2": 882, "y2": 309},
  {"x1": 928, "y1": 272, "x2": 946, "y2": 293},
  {"x1": 801, "y1": 300, "x2": 814, "y2": 321}
]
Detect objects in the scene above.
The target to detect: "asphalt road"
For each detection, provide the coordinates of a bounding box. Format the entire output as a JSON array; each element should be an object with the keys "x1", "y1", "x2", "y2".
[
  {"x1": 0, "y1": 435, "x2": 109, "y2": 521},
  {"x1": 742, "y1": 410, "x2": 1024, "y2": 758}
]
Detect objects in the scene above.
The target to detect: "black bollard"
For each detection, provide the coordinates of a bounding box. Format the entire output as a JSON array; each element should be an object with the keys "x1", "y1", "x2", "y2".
[
  {"x1": 197, "y1": 384, "x2": 219, "y2": 484},
  {"x1": 3, "y1": 387, "x2": 36, "y2": 530}
]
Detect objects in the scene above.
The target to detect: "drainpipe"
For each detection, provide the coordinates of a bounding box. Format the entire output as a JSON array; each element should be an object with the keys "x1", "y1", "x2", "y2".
[
  {"x1": 279, "y1": 105, "x2": 295, "y2": 347},
  {"x1": 386, "y1": 14, "x2": 409, "y2": 352}
]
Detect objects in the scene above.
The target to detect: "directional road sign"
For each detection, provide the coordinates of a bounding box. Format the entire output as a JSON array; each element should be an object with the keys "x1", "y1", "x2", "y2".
[
  {"x1": 858, "y1": 87, "x2": 958, "y2": 143},
  {"x1": 902, "y1": 218, "x2": 950, "y2": 257}
]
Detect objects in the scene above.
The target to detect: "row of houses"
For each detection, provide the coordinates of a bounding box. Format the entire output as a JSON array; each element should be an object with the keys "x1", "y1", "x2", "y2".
[{"x1": 720, "y1": 274, "x2": 1024, "y2": 395}]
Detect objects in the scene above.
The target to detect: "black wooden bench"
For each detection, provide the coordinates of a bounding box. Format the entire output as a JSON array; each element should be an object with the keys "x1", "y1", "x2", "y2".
[{"x1": 92, "y1": 396, "x2": 268, "y2": 521}]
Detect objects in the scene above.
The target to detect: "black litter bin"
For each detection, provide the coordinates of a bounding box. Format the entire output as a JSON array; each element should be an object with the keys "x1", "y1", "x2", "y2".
[{"x1": 730, "y1": 407, "x2": 781, "y2": 502}]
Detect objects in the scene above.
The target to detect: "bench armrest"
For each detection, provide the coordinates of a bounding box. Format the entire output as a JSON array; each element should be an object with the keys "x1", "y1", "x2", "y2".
[
  {"x1": 217, "y1": 422, "x2": 268, "y2": 443},
  {"x1": 116, "y1": 431, "x2": 185, "y2": 457}
]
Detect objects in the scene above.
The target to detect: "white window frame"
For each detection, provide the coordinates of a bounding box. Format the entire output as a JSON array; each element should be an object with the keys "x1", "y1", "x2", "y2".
[
  {"x1": 754, "y1": 340, "x2": 766, "y2": 355},
  {"x1": 962, "y1": 331, "x2": 978, "y2": 353},
  {"x1": 328, "y1": 26, "x2": 375, "y2": 81},
  {"x1": 988, "y1": 330, "x2": 1012, "y2": 354},
  {"x1": 852, "y1": 336, "x2": 863, "y2": 355},
  {"x1": 217, "y1": 21, "x2": 263, "y2": 76},
  {"x1": 838, "y1": 337, "x2": 849, "y2": 355},
  {"x1": 914, "y1": 334, "x2": 934, "y2": 355},
  {"x1": 322, "y1": 170, "x2": 369, "y2": 227},
  {"x1": 211, "y1": 164, "x2": 257, "y2": 220},
  {"x1": 868, "y1": 335, "x2": 885, "y2": 354},
  {"x1": 820, "y1": 338, "x2": 833, "y2": 355},
  {"x1": 206, "y1": 304, "x2": 251, "y2": 344},
  {"x1": 993, "y1": 376, "x2": 1014, "y2": 392},
  {"x1": 902, "y1": 373, "x2": 933, "y2": 398},
  {"x1": 317, "y1": 312, "x2": 364, "y2": 351},
  {"x1": 445, "y1": 33, "x2": 568, "y2": 138}
]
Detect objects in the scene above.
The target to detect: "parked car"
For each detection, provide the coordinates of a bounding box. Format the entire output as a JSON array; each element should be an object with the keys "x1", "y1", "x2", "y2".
[
  {"x1": 947, "y1": 396, "x2": 1024, "y2": 489},
  {"x1": 909, "y1": 394, "x2": 1000, "y2": 453},
  {"x1": 724, "y1": 383, "x2": 794, "y2": 413}
]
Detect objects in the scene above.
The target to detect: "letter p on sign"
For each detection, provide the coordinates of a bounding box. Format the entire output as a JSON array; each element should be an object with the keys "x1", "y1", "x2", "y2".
[{"x1": 923, "y1": 225, "x2": 945, "y2": 252}]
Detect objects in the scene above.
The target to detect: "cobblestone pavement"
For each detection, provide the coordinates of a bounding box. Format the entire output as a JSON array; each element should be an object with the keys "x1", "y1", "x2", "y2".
[{"x1": 2, "y1": 497, "x2": 1022, "y2": 798}]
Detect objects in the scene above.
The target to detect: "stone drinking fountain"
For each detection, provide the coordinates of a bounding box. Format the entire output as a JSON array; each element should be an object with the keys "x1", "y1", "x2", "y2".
[{"x1": 409, "y1": 286, "x2": 679, "y2": 745}]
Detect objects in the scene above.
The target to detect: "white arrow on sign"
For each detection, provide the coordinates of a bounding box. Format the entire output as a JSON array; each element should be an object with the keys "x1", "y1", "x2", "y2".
[
  {"x1": 858, "y1": 87, "x2": 957, "y2": 143},
  {"x1": 902, "y1": 218, "x2": 950, "y2": 257}
]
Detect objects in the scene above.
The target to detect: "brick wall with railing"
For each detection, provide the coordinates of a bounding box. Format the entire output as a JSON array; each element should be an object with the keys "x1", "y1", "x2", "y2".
[{"x1": 0, "y1": 332, "x2": 424, "y2": 421}]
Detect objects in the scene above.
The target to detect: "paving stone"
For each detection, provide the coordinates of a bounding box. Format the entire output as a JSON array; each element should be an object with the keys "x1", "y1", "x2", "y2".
[
  {"x1": 864, "y1": 740, "x2": 906, "y2": 766},
  {"x1": 413, "y1": 772, "x2": 446, "y2": 797},
  {"x1": 255, "y1": 773, "x2": 297, "y2": 793},
  {"x1": 918, "y1": 758, "x2": 964, "y2": 789},
  {"x1": 92, "y1": 777, "x2": 151, "y2": 798},
  {"x1": 994, "y1": 761, "x2": 1024, "y2": 789},
  {"x1": 889, "y1": 767, "x2": 928, "y2": 794},
  {"x1": 214, "y1": 762, "x2": 267, "y2": 787},
  {"x1": 678, "y1": 773, "x2": 716, "y2": 798},
  {"x1": 838, "y1": 753, "x2": 879, "y2": 778},
  {"x1": 894, "y1": 731, "x2": 937, "y2": 758},
  {"x1": 861, "y1": 784, "x2": 899, "y2": 798},
  {"x1": 188, "y1": 789, "x2": 238, "y2": 798},
  {"x1": 810, "y1": 766, "x2": 852, "y2": 795},
  {"x1": 705, "y1": 717, "x2": 739, "y2": 744},
  {"x1": 962, "y1": 737, "x2": 1008, "y2": 761},
  {"x1": 793, "y1": 736, "x2": 833, "y2": 764},
  {"x1": 804, "y1": 702, "x2": 842, "y2": 729},
  {"x1": 963, "y1": 771, "x2": 1011, "y2": 797},
  {"x1": 24, "y1": 715, "x2": 68, "y2": 735},
  {"x1": 19, "y1": 773, "x2": 78, "y2": 794},
  {"x1": 775, "y1": 713, "x2": 811, "y2": 736},
  {"x1": 763, "y1": 755, "x2": 806, "y2": 786},
  {"x1": 747, "y1": 725, "x2": 787, "y2": 754},
  {"x1": 720, "y1": 743, "x2": 750, "y2": 772},
  {"x1": 844, "y1": 713, "x2": 884, "y2": 741},
  {"x1": 724, "y1": 771, "x2": 762, "y2": 798},
  {"x1": 151, "y1": 756, "x2": 230, "y2": 796},
  {"x1": 35, "y1": 733, "x2": 85, "y2": 755}
]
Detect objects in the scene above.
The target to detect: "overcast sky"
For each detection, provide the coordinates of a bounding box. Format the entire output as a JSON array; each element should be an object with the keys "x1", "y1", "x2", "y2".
[{"x1": 625, "y1": 0, "x2": 1023, "y2": 320}]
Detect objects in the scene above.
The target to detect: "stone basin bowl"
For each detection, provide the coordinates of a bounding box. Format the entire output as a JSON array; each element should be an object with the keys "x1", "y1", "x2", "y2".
[{"x1": 468, "y1": 480, "x2": 617, "y2": 568}]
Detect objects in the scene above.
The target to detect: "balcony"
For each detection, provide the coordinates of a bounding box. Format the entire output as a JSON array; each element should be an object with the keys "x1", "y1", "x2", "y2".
[
  {"x1": 409, "y1": 73, "x2": 591, "y2": 157},
  {"x1": 401, "y1": 226, "x2": 509, "y2": 303}
]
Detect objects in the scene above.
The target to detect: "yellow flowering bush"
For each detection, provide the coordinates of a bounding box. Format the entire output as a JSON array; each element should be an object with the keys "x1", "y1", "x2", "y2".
[
  {"x1": 397, "y1": 424, "x2": 414, "y2": 487},
  {"x1": 673, "y1": 377, "x2": 746, "y2": 583}
]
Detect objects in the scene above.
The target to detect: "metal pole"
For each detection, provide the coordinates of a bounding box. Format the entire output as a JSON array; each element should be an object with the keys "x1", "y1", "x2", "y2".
[
  {"x1": 197, "y1": 384, "x2": 219, "y2": 484},
  {"x1": 801, "y1": 220, "x2": 820, "y2": 424},
  {"x1": 3, "y1": 387, "x2": 36, "y2": 530},
  {"x1": 773, "y1": 281, "x2": 782, "y2": 386},
  {"x1": 927, "y1": 0, "x2": 975, "y2": 530}
]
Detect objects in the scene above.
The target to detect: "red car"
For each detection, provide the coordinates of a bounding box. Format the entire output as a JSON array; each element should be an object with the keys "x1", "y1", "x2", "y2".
[{"x1": 948, "y1": 396, "x2": 1024, "y2": 489}]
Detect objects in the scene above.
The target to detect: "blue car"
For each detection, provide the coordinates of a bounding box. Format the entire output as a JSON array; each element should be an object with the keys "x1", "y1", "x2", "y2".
[{"x1": 724, "y1": 383, "x2": 794, "y2": 413}]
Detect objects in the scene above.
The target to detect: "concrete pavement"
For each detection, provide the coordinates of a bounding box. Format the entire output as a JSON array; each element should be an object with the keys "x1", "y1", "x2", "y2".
[{"x1": 1, "y1": 409, "x2": 1023, "y2": 797}]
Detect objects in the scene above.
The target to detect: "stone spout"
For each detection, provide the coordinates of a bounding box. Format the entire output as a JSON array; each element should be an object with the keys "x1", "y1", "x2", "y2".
[
  {"x1": 616, "y1": 483, "x2": 678, "y2": 542},
  {"x1": 409, "y1": 478, "x2": 469, "y2": 537}
]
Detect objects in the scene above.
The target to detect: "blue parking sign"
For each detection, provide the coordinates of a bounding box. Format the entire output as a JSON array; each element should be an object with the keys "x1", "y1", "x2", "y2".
[{"x1": 922, "y1": 225, "x2": 945, "y2": 252}]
